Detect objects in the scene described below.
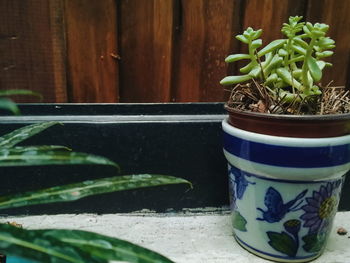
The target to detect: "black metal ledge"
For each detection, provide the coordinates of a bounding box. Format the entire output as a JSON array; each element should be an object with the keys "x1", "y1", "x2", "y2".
[{"x1": 0, "y1": 103, "x2": 349, "y2": 215}]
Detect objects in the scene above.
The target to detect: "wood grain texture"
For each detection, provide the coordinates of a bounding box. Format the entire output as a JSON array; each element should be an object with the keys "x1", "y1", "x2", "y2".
[
  {"x1": 0, "y1": 0, "x2": 67, "y2": 102},
  {"x1": 173, "y1": 0, "x2": 240, "y2": 102},
  {"x1": 64, "y1": 0, "x2": 119, "y2": 102},
  {"x1": 119, "y1": 0, "x2": 174, "y2": 102},
  {"x1": 242, "y1": 0, "x2": 307, "y2": 46},
  {"x1": 49, "y1": 0, "x2": 68, "y2": 103},
  {"x1": 307, "y1": 0, "x2": 350, "y2": 87},
  {"x1": 1, "y1": 0, "x2": 349, "y2": 103}
]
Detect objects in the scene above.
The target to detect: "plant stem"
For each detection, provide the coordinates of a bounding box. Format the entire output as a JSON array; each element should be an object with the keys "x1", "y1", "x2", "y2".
[
  {"x1": 284, "y1": 39, "x2": 291, "y2": 67},
  {"x1": 248, "y1": 39, "x2": 258, "y2": 65},
  {"x1": 301, "y1": 37, "x2": 316, "y2": 94}
]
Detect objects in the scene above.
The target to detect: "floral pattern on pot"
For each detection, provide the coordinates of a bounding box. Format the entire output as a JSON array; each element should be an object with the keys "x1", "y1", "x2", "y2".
[
  {"x1": 300, "y1": 179, "x2": 343, "y2": 253},
  {"x1": 267, "y1": 219, "x2": 302, "y2": 257},
  {"x1": 257, "y1": 187, "x2": 307, "y2": 223},
  {"x1": 301, "y1": 180, "x2": 342, "y2": 234},
  {"x1": 229, "y1": 165, "x2": 255, "y2": 200},
  {"x1": 228, "y1": 165, "x2": 249, "y2": 232},
  {"x1": 227, "y1": 162, "x2": 345, "y2": 262}
]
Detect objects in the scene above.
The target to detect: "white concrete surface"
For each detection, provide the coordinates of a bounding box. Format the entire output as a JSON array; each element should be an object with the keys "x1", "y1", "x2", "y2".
[{"x1": 2, "y1": 211, "x2": 350, "y2": 263}]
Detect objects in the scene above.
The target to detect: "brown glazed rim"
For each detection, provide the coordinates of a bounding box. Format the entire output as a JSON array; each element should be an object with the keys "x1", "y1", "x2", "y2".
[{"x1": 224, "y1": 104, "x2": 350, "y2": 138}]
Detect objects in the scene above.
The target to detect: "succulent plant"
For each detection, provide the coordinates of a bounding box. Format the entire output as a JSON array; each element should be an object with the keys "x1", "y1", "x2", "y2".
[{"x1": 220, "y1": 16, "x2": 335, "y2": 104}]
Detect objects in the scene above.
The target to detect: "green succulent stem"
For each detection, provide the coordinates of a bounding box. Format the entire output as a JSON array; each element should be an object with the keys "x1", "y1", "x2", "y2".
[
  {"x1": 302, "y1": 37, "x2": 316, "y2": 94},
  {"x1": 284, "y1": 39, "x2": 292, "y2": 67},
  {"x1": 248, "y1": 39, "x2": 258, "y2": 66}
]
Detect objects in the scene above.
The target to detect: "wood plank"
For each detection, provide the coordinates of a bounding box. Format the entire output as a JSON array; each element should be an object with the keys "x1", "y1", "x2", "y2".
[
  {"x1": 0, "y1": 0, "x2": 67, "y2": 103},
  {"x1": 48, "y1": 0, "x2": 68, "y2": 103},
  {"x1": 173, "y1": 0, "x2": 240, "y2": 102},
  {"x1": 242, "y1": 0, "x2": 307, "y2": 46},
  {"x1": 306, "y1": 0, "x2": 350, "y2": 87},
  {"x1": 64, "y1": 0, "x2": 119, "y2": 102},
  {"x1": 119, "y1": 0, "x2": 174, "y2": 102}
]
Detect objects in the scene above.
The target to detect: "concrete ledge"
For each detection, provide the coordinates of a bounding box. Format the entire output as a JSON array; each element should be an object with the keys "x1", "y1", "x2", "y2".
[{"x1": 2, "y1": 211, "x2": 350, "y2": 263}]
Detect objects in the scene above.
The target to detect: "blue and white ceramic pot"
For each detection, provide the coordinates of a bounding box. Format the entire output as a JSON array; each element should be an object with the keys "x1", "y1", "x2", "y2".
[{"x1": 222, "y1": 112, "x2": 350, "y2": 262}]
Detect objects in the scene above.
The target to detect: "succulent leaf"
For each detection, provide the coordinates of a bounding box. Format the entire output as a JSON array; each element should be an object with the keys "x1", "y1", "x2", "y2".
[
  {"x1": 293, "y1": 37, "x2": 309, "y2": 49},
  {"x1": 225, "y1": 54, "x2": 250, "y2": 63},
  {"x1": 257, "y1": 39, "x2": 286, "y2": 57},
  {"x1": 307, "y1": 56, "x2": 322, "y2": 82},
  {"x1": 248, "y1": 66, "x2": 261, "y2": 78},
  {"x1": 220, "y1": 75, "x2": 252, "y2": 85},
  {"x1": 251, "y1": 39, "x2": 262, "y2": 49},
  {"x1": 291, "y1": 45, "x2": 306, "y2": 56},
  {"x1": 240, "y1": 61, "x2": 256, "y2": 73},
  {"x1": 253, "y1": 29, "x2": 263, "y2": 39},
  {"x1": 236, "y1": 34, "x2": 248, "y2": 44},
  {"x1": 276, "y1": 68, "x2": 302, "y2": 89}
]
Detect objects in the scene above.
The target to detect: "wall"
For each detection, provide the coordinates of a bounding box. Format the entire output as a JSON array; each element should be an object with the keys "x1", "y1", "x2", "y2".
[{"x1": 0, "y1": 0, "x2": 349, "y2": 103}]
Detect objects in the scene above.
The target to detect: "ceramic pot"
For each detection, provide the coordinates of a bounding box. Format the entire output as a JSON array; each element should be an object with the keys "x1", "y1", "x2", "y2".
[{"x1": 222, "y1": 109, "x2": 350, "y2": 262}]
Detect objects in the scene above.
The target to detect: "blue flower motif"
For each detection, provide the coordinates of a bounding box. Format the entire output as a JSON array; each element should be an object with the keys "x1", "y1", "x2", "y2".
[{"x1": 300, "y1": 180, "x2": 342, "y2": 234}]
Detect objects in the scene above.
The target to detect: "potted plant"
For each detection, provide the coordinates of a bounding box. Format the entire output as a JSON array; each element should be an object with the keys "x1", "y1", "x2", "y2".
[{"x1": 220, "y1": 16, "x2": 350, "y2": 262}]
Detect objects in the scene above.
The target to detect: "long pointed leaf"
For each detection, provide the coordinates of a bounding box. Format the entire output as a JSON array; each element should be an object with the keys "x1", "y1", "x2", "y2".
[
  {"x1": 8, "y1": 145, "x2": 71, "y2": 152},
  {"x1": 0, "y1": 89, "x2": 42, "y2": 99},
  {"x1": 0, "y1": 98, "x2": 20, "y2": 115},
  {"x1": 0, "y1": 224, "x2": 99, "y2": 263},
  {"x1": 0, "y1": 175, "x2": 191, "y2": 209},
  {"x1": 0, "y1": 224, "x2": 174, "y2": 263},
  {"x1": 0, "y1": 122, "x2": 59, "y2": 148},
  {"x1": 0, "y1": 148, "x2": 118, "y2": 168},
  {"x1": 38, "y1": 229, "x2": 174, "y2": 263}
]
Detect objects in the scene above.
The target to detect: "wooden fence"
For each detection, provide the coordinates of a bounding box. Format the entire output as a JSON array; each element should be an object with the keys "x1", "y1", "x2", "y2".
[{"x1": 0, "y1": 0, "x2": 349, "y2": 103}]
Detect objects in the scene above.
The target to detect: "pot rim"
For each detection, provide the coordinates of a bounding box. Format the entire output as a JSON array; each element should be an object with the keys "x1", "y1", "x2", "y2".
[
  {"x1": 224, "y1": 104, "x2": 350, "y2": 121},
  {"x1": 222, "y1": 118, "x2": 350, "y2": 145}
]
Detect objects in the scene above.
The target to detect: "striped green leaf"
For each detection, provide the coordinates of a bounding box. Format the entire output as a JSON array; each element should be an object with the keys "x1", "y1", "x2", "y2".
[
  {"x1": 0, "y1": 122, "x2": 59, "y2": 148},
  {"x1": 0, "y1": 148, "x2": 118, "y2": 168},
  {"x1": 0, "y1": 98, "x2": 20, "y2": 115},
  {"x1": 0, "y1": 89, "x2": 42, "y2": 99},
  {"x1": 38, "y1": 229, "x2": 175, "y2": 263},
  {"x1": 0, "y1": 223, "x2": 90, "y2": 263},
  {"x1": 0, "y1": 224, "x2": 174, "y2": 263},
  {"x1": 5, "y1": 145, "x2": 71, "y2": 152},
  {"x1": 0, "y1": 174, "x2": 191, "y2": 209}
]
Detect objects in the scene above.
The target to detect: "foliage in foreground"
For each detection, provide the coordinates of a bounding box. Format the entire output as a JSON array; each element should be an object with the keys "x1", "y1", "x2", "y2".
[
  {"x1": 0, "y1": 89, "x2": 41, "y2": 115},
  {"x1": 0, "y1": 121, "x2": 191, "y2": 263}
]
